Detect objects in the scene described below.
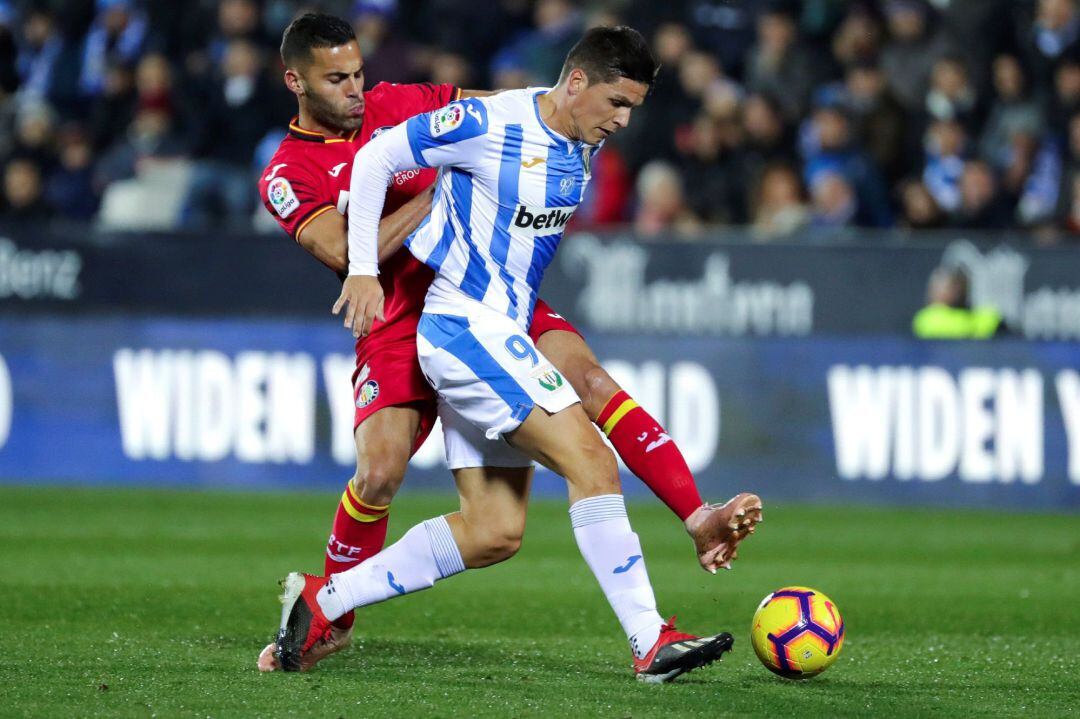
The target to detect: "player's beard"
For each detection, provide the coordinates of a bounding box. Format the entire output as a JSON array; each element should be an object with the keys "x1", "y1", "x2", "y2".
[{"x1": 302, "y1": 84, "x2": 363, "y2": 134}]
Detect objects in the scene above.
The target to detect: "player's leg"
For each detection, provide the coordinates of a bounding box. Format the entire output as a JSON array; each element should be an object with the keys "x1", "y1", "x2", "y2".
[
  {"x1": 506, "y1": 404, "x2": 734, "y2": 680},
  {"x1": 535, "y1": 326, "x2": 762, "y2": 572},
  {"x1": 274, "y1": 463, "x2": 533, "y2": 671},
  {"x1": 258, "y1": 404, "x2": 423, "y2": 672},
  {"x1": 416, "y1": 310, "x2": 734, "y2": 681}
]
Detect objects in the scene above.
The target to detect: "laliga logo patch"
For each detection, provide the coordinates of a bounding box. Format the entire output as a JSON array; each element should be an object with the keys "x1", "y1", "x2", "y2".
[
  {"x1": 268, "y1": 177, "x2": 299, "y2": 218},
  {"x1": 430, "y1": 104, "x2": 465, "y2": 137},
  {"x1": 370, "y1": 125, "x2": 394, "y2": 139},
  {"x1": 356, "y1": 379, "x2": 380, "y2": 408}
]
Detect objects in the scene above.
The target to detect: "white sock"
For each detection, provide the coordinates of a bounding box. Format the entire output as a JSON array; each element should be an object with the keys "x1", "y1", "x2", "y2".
[
  {"x1": 570, "y1": 494, "x2": 664, "y2": 660},
  {"x1": 316, "y1": 515, "x2": 465, "y2": 621}
]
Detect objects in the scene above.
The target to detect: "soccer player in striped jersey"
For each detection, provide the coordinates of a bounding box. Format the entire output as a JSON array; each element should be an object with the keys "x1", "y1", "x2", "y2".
[{"x1": 276, "y1": 27, "x2": 756, "y2": 682}]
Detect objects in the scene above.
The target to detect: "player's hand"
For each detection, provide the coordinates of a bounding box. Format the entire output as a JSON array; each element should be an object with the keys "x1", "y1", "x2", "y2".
[{"x1": 332, "y1": 275, "x2": 385, "y2": 338}]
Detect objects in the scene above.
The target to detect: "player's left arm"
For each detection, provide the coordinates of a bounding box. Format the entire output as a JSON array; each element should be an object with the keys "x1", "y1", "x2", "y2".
[
  {"x1": 297, "y1": 183, "x2": 435, "y2": 273},
  {"x1": 333, "y1": 98, "x2": 491, "y2": 337},
  {"x1": 459, "y1": 89, "x2": 496, "y2": 99}
]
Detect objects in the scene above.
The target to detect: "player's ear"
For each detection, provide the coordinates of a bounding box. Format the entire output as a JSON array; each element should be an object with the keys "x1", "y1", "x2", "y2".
[
  {"x1": 284, "y1": 68, "x2": 304, "y2": 97},
  {"x1": 567, "y1": 68, "x2": 589, "y2": 97}
]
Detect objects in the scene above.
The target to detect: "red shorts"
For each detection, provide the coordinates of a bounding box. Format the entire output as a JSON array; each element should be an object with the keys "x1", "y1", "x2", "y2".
[{"x1": 351, "y1": 297, "x2": 582, "y2": 454}]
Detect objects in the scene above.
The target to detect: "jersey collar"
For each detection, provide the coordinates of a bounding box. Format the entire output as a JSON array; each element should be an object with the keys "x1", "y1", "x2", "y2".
[{"x1": 287, "y1": 117, "x2": 360, "y2": 144}]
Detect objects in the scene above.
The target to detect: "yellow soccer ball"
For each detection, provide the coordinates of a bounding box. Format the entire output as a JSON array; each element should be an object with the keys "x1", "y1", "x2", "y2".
[{"x1": 751, "y1": 586, "x2": 845, "y2": 679}]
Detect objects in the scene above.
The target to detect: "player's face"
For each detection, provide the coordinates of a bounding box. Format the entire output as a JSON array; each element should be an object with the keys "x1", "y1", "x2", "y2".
[
  {"x1": 293, "y1": 41, "x2": 366, "y2": 132},
  {"x1": 569, "y1": 74, "x2": 649, "y2": 145}
]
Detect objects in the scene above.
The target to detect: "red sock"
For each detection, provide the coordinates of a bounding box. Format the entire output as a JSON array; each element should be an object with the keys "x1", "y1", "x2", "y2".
[
  {"x1": 596, "y1": 390, "x2": 704, "y2": 521},
  {"x1": 324, "y1": 481, "x2": 390, "y2": 629}
]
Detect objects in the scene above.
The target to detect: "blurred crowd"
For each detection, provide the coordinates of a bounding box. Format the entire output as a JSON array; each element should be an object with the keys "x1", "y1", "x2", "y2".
[{"x1": 0, "y1": 0, "x2": 1079, "y2": 243}]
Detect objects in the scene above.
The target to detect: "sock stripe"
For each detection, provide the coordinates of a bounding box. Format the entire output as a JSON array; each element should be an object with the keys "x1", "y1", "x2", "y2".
[
  {"x1": 341, "y1": 485, "x2": 390, "y2": 523},
  {"x1": 600, "y1": 399, "x2": 639, "y2": 436},
  {"x1": 569, "y1": 494, "x2": 628, "y2": 528},
  {"x1": 423, "y1": 516, "x2": 465, "y2": 578},
  {"x1": 596, "y1": 390, "x2": 630, "y2": 427}
]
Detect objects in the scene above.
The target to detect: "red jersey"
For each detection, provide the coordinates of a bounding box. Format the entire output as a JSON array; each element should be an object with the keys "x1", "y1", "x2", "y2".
[{"x1": 259, "y1": 81, "x2": 460, "y2": 343}]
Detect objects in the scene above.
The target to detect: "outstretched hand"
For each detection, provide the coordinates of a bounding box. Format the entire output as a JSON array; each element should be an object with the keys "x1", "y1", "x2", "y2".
[{"x1": 332, "y1": 275, "x2": 385, "y2": 338}]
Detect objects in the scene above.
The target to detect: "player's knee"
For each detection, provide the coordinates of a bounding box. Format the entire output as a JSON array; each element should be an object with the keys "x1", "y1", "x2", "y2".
[
  {"x1": 472, "y1": 523, "x2": 524, "y2": 566},
  {"x1": 579, "y1": 364, "x2": 619, "y2": 420},
  {"x1": 353, "y1": 459, "x2": 407, "y2": 506},
  {"x1": 572, "y1": 436, "x2": 620, "y2": 494}
]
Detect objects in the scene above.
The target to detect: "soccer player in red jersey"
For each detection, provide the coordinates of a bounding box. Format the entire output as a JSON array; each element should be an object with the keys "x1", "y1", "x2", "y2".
[{"x1": 256, "y1": 14, "x2": 761, "y2": 671}]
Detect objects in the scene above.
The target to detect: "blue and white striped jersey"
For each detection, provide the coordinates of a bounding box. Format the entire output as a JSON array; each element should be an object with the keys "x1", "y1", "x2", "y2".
[{"x1": 347, "y1": 88, "x2": 599, "y2": 329}]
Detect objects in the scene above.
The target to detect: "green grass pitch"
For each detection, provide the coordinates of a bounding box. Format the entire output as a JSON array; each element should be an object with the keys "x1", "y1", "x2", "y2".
[{"x1": 0, "y1": 486, "x2": 1077, "y2": 717}]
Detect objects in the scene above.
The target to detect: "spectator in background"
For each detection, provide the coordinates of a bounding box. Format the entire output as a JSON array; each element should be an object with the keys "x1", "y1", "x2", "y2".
[
  {"x1": 674, "y1": 0, "x2": 756, "y2": 78},
  {"x1": 925, "y1": 56, "x2": 983, "y2": 134},
  {"x1": 845, "y1": 59, "x2": 909, "y2": 182},
  {"x1": 495, "y1": 0, "x2": 581, "y2": 87},
  {"x1": 831, "y1": 4, "x2": 883, "y2": 69},
  {"x1": 95, "y1": 105, "x2": 186, "y2": 187},
  {"x1": 923, "y1": 118, "x2": 968, "y2": 213},
  {"x1": 1024, "y1": 0, "x2": 1080, "y2": 98},
  {"x1": 1054, "y1": 111, "x2": 1080, "y2": 226},
  {"x1": 952, "y1": 160, "x2": 1013, "y2": 229},
  {"x1": 913, "y1": 265, "x2": 1003, "y2": 339},
  {"x1": 881, "y1": 0, "x2": 949, "y2": 113},
  {"x1": 803, "y1": 104, "x2": 893, "y2": 227},
  {"x1": 633, "y1": 160, "x2": 701, "y2": 238},
  {"x1": 88, "y1": 61, "x2": 135, "y2": 152},
  {"x1": 45, "y1": 125, "x2": 99, "y2": 220},
  {"x1": 1048, "y1": 59, "x2": 1080, "y2": 134},
  {"x1": 899, "y1": 178, "x2": 945, "y2": 229},
  {"x1": 746, "y1": 1, "x2": 823, "y2": 122},
  {"x1": 678, "y1": 112, "x2": 747, "y2": 225},
  {"x1": 79, "y1": 0, "x2": 148, "y2": 99},
  {"x1": 353, "y1": 0, "x2": 423, "y2": 85},
  {"x1": 1, "y1": 157, "x2": 49, "y2": 220},
  {"x1": 9, "y1": 101, "x2": 57, "y2": 170},
  {"x1": 1062, "y1": 173, "x2": 1080, "y2": 233},
  {"x1": 752, "y1": 162, "x2": 809, "y2": 240},
  {"x1": 740, "y1": 92, "x2": 797, "y2": 185},
  {"x1": 185, "y1": 39, "x2": 271, "y2": 227},
  {"x1": 979, "y1": 55, "x2": 1045, "y2": 173},
  {"x1": 0, "y1": 3, "x2": 16, "y2": 99},
  {"x1": 809, "y1": 170, "x2": 857, "y2": 227},
  {"x1": 16, "y1": 8, "x2": 67, "y2": 106},
  {"x1": 429, "y1": 51, "x2": 472, "y2": 89},
  {"x1": 616, "y1": 33, "x2": 710, "y2": 170}
]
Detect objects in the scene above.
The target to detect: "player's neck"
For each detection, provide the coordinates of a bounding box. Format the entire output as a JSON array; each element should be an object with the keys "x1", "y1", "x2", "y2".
[
  {"x1": 537, "y1": 87, "x2": 577, "y2": 142},
  {"x1": 296, "y1": 107, "x2": 353, "y2": 139}
]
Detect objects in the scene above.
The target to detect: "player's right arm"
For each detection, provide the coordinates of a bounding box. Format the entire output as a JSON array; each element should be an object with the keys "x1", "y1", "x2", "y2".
[{"x1": 334, "y1": 98, "x2": 491, "y2": 337}]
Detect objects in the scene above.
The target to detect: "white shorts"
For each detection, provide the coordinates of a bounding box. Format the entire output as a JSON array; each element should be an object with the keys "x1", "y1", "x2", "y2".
[
  {"x1": 417, "y1": 308, "x2": 580, "y2": 458},
  {"x1": 438, "y1": 399, "x2": 533, "y2": 470}
]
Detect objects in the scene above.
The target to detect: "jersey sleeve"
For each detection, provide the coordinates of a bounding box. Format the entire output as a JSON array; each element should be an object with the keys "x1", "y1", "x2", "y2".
[
  {"x1": 369, "y1": 81, "x2": 460, "y2": 115},
  {"x1": 258, "y1": 165, "x2": 333, "y2": 241},
  {"x1": 402, "y1": 97, "x2": 490, "y2": 169}
]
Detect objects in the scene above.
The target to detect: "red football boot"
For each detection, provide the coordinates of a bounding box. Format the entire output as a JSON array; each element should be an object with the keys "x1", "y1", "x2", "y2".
[
  {"x1": 273, "y1": 572, "x2": 335, "y2": 672},
  {"x1": 633, "y1": 617, "x2": 734, "y2": 683}
]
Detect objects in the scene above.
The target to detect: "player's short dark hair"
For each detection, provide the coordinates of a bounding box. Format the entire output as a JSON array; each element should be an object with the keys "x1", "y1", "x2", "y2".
[
  {"x1": 559, "y1": 26, "x2": 658, "y2": 87},
  {"x1": 280, "y1": 13, "x2": 356, "y2": 67}
]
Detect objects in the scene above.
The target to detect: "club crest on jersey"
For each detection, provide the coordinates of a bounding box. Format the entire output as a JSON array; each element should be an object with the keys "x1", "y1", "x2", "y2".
[
  {"x1": 356, "y1": 379, "x2": 380, "y2": 408},
  {"x1": 559, "y1": 176, "x2": 576, "y2": 196},
  {"x1": 430, "y1": 104, "x2": 465, "y2": 137},
  {"x1": 267, "y1": 177, "x2": 299, "y2": 218},
  {"x1": 531, "y1": 365, "x2": 564, "y2": 392}
]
